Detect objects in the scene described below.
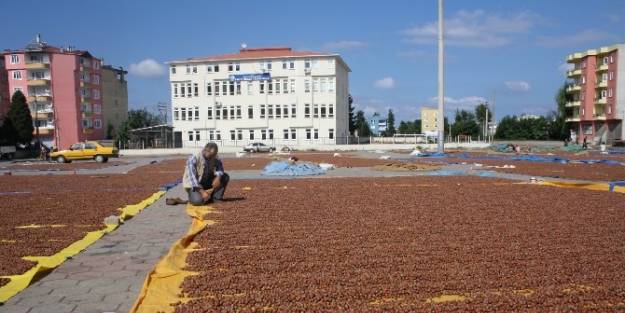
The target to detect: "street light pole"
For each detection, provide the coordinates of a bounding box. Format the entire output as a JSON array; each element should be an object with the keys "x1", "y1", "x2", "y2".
[{"x1": 437, "y1": 0, "x2": 445, "y2": 153}]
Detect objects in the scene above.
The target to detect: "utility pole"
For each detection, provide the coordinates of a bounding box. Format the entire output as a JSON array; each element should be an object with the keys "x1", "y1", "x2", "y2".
[{"x1": 437, "y1": 0, "x2": 445, "y2": 153}]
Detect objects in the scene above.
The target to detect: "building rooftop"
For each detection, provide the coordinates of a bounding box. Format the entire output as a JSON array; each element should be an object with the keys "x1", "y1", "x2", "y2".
[
  {"x1": 169, "y1": 46, "x2": 350, "y2": 71},
  {"x1": 1, "y1": 34, "x2": 95, "y2": 58}
]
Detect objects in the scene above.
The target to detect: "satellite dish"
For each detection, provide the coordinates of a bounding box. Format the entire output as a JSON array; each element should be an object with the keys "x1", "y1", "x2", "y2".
[{"x1": 241, "y1": 42, "x2": 247, "y2": 49}]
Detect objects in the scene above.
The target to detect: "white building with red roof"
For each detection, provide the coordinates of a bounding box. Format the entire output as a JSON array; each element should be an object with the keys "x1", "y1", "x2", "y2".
[{"x1": 168, "y1": 46, "x2": 351, "y2": 147}]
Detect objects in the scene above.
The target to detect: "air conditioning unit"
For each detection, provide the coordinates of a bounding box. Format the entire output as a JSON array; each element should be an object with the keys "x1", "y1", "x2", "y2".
[{"x1": 304, "y1": 68, "x2": 311, "y2": 75}]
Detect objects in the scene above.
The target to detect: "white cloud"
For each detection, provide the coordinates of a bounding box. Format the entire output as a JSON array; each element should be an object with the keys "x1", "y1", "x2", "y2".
[
  {"x1": 504, "y1": 81, "x2": 531, "y2": 92},
  {"x1": 128, "y1": 59, "x2": 166, "y2": 78},
  {"x1": 402, "y1": 10, "x2": 540, "y2": 48},
  {"x1": 536, "y1": 29, "x2": 615, "y2": 47},
  {"x1": 322, "y1": 40, "x2": 367, "y2": 51},
  {"x1": 374, "y1": 77, "x2": 395, "y2": 89},
  {"x1": 428, "y1": 96, "x2": 487, "y2": 111},
  {"x1": 558, "y1": 62, "x2": 574, "y2": 73}
]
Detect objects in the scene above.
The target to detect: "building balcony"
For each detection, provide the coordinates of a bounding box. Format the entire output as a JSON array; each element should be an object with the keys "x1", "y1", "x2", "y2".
[
  {"x1": 567, "y1": 69, "x2": 582, "y2": 77},
  {"x1": 595, "y1": 81, "x2": 608, "y2": 89},
  {"x1": 27, "y1": 95, "x2": 53, "y2": 103},
  {"x1": 81, "y1": 95, "x2": 91, "y2": 102},
  {"x1": 36, "y1": 127, "x2": 54, "y2": 135},
  {"x1": 596, "y1": 64, "x2": 609, "y2": 72},
  {"x1": 594, "y1": 114, "x2": 607, "y2": 120},
  {"x1": 31, "y1": 111, "x2": 53, "y2": 120},
  {"x1": 24, "y1": 62, "x2": 50, "y2": 70},
  {"x1": 565, "y1": 101, "x2": 581, "y2": 107},
  {"x1": 27, "y1": 78, "x2": 51, "y2": 86},
  {"x1": 566, "y1": 85, "x2": 581, "y2": 93},
  {"x1": 565, "y1": 116, "x2": 581, "y2": 122},
  {"x1": 596, "y1": 97, "x2": 608, "y2": 105}
]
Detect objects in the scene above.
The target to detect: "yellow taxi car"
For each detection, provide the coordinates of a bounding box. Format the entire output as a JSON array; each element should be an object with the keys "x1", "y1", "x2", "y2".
[{"x1": 50, "y1": 141, "x2": 119, "y2": 163}]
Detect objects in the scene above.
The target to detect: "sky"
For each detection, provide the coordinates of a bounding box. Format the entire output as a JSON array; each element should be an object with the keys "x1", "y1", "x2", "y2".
[{"x1": 2, "y1": 0, "x2": 625, "y2": 122}]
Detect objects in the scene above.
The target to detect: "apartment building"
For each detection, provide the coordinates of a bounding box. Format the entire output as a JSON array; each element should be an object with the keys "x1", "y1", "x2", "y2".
[
  {"x1": 168, "y1": 46, "x2": 351, "y2": 147},
  {"x1": 101, "y1": 65, "x2": 128, "y2": 138},
  {"x1": 0, "y1": 57, "x2": 8, "y2": 118},
  {"x1": 566, "y1": 44, "x2": 625, "y2": 143},
  {"x1": 421, "y1": 107, "x2": 439, "y2": 134},
  {"x1": 368, "y1": 112, "x2": 386, "y2": 136},
  {"x1": 1, "y1": 35, "x2": 106, "y2": 149}
]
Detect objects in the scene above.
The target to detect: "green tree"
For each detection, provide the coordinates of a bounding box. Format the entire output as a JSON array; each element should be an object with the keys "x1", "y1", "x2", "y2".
[
  {"x1": 474, "y1": 103, "x2": 493, "y2": 135},
  {"x1": 348, "y1": 94, "x2": 355, "y2": 134},
  {"x1": 5, "y1": 90, "x2": 34, "y2": 145},
  {"x1": 114, "y1": 108, "x2": 163, "y2": 146},
  {"x1": 450, "y1": 110, "x2": 479, "y2": 137},
  {"x1": 397, "y1": 119, "x2": 422, "y2": 134},
  {"x1": 550, "y1": 82, "x2": 572, "y2": 140},
  {"x1": 386, "y1": 109, "x2": 396, "y2": 136},
  {"x1": 354, "y1": 110, "x2": 372, "y2": 137}
]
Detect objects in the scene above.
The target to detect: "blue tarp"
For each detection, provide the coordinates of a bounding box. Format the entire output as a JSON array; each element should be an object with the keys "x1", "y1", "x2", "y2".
[
  {"x1": 261, "y1": 161, "x2": 327, "y2": 176},
  {"x1": 412, "y1": 152, "x2": 449, "y2": 158},
  {"x1": 448, "y1": 153, "x2": 624, "y2": 166}
]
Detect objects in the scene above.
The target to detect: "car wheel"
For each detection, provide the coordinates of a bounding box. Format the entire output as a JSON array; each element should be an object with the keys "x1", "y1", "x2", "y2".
[
  {"x1": 95, "y1": 155, "x2": 105, "y2": 163},
  {"x1": 56, "y1": 156, "x2": 66, "y2": 163},
  {"x1": 102, "y1": 157, "x2": 109, "y2": 163}
]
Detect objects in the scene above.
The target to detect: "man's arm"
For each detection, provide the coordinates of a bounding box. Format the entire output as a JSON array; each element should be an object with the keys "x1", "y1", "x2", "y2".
[
  {"x1": 211, "y1": 159, "x2": 224, "y2": 189},
  {"x1": 186, "y1": 154, "x2": 200, "y2": 190}
]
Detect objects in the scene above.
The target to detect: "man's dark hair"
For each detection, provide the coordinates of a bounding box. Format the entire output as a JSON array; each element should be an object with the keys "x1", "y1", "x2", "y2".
[{"x1": 205, "y1": 142, "x2": 218, "y2": 152}]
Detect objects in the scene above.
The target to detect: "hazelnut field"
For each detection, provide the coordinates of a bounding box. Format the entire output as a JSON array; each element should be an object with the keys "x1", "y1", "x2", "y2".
[
  {"x1": 0, "y1": 160, "x2": 182, "y2": 282},
  {"x1": 176, "y1": 176, "x2": 625, "y2": 312}
]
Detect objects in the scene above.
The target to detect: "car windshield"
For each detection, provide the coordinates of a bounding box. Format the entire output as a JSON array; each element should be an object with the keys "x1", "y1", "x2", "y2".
[{"x1": 70, "y1": 144, "x2": 82, "y2": 150}]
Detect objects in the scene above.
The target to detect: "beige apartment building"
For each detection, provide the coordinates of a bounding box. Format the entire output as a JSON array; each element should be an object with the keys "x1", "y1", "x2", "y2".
[
  {"x1": 101, "y1": 65, "x2": 128, "y2": 138},
  {"x1": 421, "y1": 107, "x2": 439, "y2": 134}
]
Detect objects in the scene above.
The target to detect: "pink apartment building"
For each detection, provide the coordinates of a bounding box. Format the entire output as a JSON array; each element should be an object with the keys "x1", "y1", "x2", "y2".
[
  {"x1": 566, "y1": 44, "x2": 625, "y2": 144},
  {"x1": 1, "y1": 35, "x2": 105, "y2": 149}
]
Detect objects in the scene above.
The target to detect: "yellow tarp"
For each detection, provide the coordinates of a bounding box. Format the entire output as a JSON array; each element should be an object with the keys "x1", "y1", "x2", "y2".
[
  {"x1": 0, "y1": 191, "x2": 165, "y2": 303},
  {"x1": 130, "y1": 204, "x2": 214, "y2": 313},
  {"x1": 540, "y1": 181, "x2": 625, "y2": 194}
]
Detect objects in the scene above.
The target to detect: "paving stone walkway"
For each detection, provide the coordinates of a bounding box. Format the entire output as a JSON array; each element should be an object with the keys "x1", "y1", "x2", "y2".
[{"x1": 0, "y1": 185, "x2": 189, "y2": 313}]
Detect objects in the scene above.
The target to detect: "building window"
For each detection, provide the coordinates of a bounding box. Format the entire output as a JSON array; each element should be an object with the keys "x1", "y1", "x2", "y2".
[
  {"x1": 188, "y1": 131, "x2": 194, "y2": 141},
  {"x1": 236, "y1": 81, "x2": 241, "y2": 95},
  {"x1": 609, "y1": 88, "x2": 614, "y2": 98},
  {"x1": 10, "y1": 55, "x2": 19, "y2": 64},
  {"x1": 282, "y1": 79, "x2": 288, "y2": 94},
  {"x1": 12, "y1": 71, "x2": 22, "y2": 80},
  {"x1": 304, "y1": 79, "x2": 310, "y2": 93},
  {"x1": 290, "y1": 129, "x2": 296, "y2": 139},
  {"x1": 320, "y1": 78, "x2": 327, "y2": 92},
  {"x1": 192, "y1": 66, "x2": 197, "y2": 74},
  {"x1": 228, "y1": 62, "x2": 234, "y2": 72},
  {"x1": 209, "y1": 130, "x2": 215, "y2": 141},
  {"x1": 289, "y1": 60, "x2": 295, "y2": 69},
  {"x1": 237, "y1": 130, "x2": 243, "y2": 140},
  {"x1": 610, "y1": 55, "x2": 614, "y2": 63},
  {"x1": 194, "y1": 83, "x2": 199, "y2": 96},
  {"x1": 94, "y1": 119, "x2": 102, "y2": 129},
  {"x1": 195, "y1": 107, "x2": 200, "y2": 120},
  {"x1": 229, "y1": 81, "x2": 235, "y2": 96},
  {"x1": 229, "y1": 106, "x2": 235, "y2": 119},
  {"x1": 329, "y1": 104, "x2": 334, "y2": 117},
  {"x1": 186, "y1": 65, "x2": 191, "y2": 74},
  {"x1": 187, "y1": 83, "x2": 192, "y2": 97},
  {"x1": 329, "y1": 128, "x2": 334, "y2": 139},
  {"x1": 260, "y1": 81, "x2": 265, "y2": 94},
  {"x1": 215, "y1": 130, "x2": 221, "y2": 140},
  {"x1": 93, "y1": 104, "x2": 101, "y2": 113},
  {"x1": 282, "y1": 60, "x2": 288, "y2": 69},
  {"x1": 313, "y1": 78, "x2": 319, "y2": 92},
  {"x1": 230, "y1": 130, "x2": 235, "y2": 140},
  {"x1": 261, "y1": 129, "x2": 267, "y2": 140},
  {"x1": 283, "y1": 129, "x2": 289, "y2": 139},
  {"x1": 207, "y1": 65, "x2": 213, "y2": 73},
  {"x1": 173, "y1": 84, "x2": 178, "y2": 97},
  {"x1": 304, "y1": 104, "x2": 310, "y2": 118},
  {"x1": 195, "y1": 131, "x2": 200, "y2": 141},
  {"x1": 222, "y1": 107, "x2": 228, "y2": 119},
  {"x1": 603, "y1": 57, "x2": 609, "y2": 65},
  {"x1": 222, "y1": 82, "x2": 227, "y2": 95},
  {"x1": 268, "y1": 80, "x2": 273, "y2": 94},
  {"x1": 608, "y1": 105, "x2": 612, "y2": 114},
  {"x1": 214, "y1": 65, "x2": 220, "y2": 72},
  {"x1": 249, "y1": 130, "x2": 254, "y2": 140},
  {"x1": 247, "y1": 82, "x2": 253, "y2": 95},
  {"x1": 268, "y1": 104, "x2": 274, "y2": 118},
  {"x1": 305, "y1": 59, "x2": 311, "y2": 69},
  {"x1": 313, "y1": 104, "x2": 319, "y2": 118},
  {"x1": 321, "y1": 104, "x2": 327, "y2": 118},
  {"x1": 260, "y1": 105, "x2": 266, "y2": 118},
  {"x1": 290, "y1": 79, "x2": 296, "y2": 93},
  {"x1": 207, "y1": 83, "x2": 212, "y2": 95},
  {"x1": 314, "y1": 129, "x2": 319, "y2": 140},
  {"x1": 275, "y1": 104, "x2": 281, "y2": 119},
  {"x1": 214, "y1": 82, "x2": 220, "y2": 96},
  {"x1": 215, "y1": 108, "x2": 221, "y2": 120},
  {"x1": 306, "y1": 129, "x2": 311, "y2": 140},
  {"x1": 236, "y1": 105, "x2": 242, "y2": 119},
  {"x1": 268, "y1": 129, "x2": 274, "y2": 139},
  {"x1": 248, "y1": 105, "x2": 253, "y2": 119},
  {"x1": 173, "y1": 108, "x2": 179, "y2": 120},
  {"x1": 328, "y1": 78, "x2": 335, "y2": 92},
  {"x1": 275, "y1": 80, "x2": 281, "y2": 94},
  {"x1": 208, "y1": 107, "x2": 213, "y2": 119},
  {"x1": 235, "y1": 62, "x2": 240, "y2": 71},
  {"x1": 291, "y1": 104, "x2": 296, "y2": 118},
  {"x1": 609, "y1": 72, "x2": 614, "y2": 80}
]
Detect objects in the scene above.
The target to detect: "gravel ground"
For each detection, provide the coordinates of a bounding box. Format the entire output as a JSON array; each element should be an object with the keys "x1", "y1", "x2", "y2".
[
  {"x1": 1, "y1": 160, "x2": 127, "y2": 171},
  {"x1": 176, "y1": 177, "x2": 625, "y2": 312},
  {"x1": 0, "y1": 159, "x2": 183, "y2": 277}
]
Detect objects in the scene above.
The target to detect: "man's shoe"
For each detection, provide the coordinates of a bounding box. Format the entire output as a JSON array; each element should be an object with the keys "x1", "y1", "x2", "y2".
[{"x1": 166, "y1": 197, "x2": 187, "y2": 205}]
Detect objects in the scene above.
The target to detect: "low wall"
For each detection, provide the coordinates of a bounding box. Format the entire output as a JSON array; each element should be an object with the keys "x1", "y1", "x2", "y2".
[{"x1": 120, "y1": 142, "x2": 491, "y2": 156}]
